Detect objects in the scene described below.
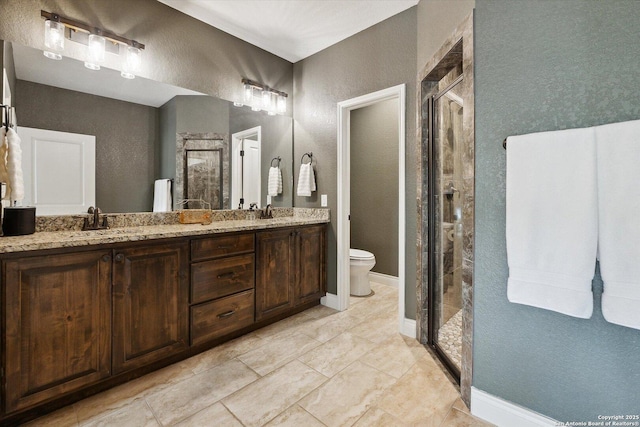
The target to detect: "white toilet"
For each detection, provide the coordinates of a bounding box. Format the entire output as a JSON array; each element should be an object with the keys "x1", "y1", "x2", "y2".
[{"x1": 350, "y1": 249, "x2": 376, "y2": 296}]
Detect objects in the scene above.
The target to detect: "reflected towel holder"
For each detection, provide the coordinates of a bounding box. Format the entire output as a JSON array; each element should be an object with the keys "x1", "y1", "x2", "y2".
[
  {"x1": 301, "y1": 152, "x2": 313, "y2": 164},
  {"x1": 271, "y1": 156, "x2": 281, "y2": 167}
]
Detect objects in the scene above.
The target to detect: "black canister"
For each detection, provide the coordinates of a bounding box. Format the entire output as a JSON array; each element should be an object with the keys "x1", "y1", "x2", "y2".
[{"x1": 3, "y1": 206, "x2": 36, "y2": 236}]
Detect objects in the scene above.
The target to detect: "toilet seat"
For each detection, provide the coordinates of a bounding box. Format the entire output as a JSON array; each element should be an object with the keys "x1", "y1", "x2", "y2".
[{"x1": 350, "y1": 249, "x2": 375, "y2": 261}]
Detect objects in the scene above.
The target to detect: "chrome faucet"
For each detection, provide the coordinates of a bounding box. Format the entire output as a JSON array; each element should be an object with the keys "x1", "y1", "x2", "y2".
[
  {"x1": 260, "y1": 204, "x2": 273, "y2": 219},
  {"x1": 83, "y1": 206, "x2": 109, "y2": 230},
  {"x1": 249, "y1": 202, "x2": 259, "y2": 211}
]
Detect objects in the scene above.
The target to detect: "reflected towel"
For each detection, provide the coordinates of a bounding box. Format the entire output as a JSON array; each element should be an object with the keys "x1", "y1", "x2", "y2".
[
  {"x1": 5, "y1": 128, "x2": 24, "y2": 203},
  {"x1": 506, "y1": 127, "x2": 597, "y2": 319},
  {"x1": 268, "y1": 166, "x2": 282, "y2": 196},
  {"x1": 153, "y1": 179, "x2": 172, "y2": 212},
  {"x1": 296, "y1": 163, "x2": 316, "y2": 197},
  {"x1": 596, "y1": 119, "x2": 640, "y2": 330},
  {"x1": 0, "y1": 128, "x2": 9, "y2": 199}
]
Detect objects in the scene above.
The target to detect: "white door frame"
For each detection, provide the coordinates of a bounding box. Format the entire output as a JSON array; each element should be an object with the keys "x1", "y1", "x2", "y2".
[
  {"x1": 231, "y1": 126, "x2": 261, "y2": 209},
  {"x1": 334, "y1": 84, "x2": 407, "y2": 334}
]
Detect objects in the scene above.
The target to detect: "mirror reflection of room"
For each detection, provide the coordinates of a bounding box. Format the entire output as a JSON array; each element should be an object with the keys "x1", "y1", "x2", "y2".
[{"x1": 5, "y1": 42, "x2": 293, "y2": 214}]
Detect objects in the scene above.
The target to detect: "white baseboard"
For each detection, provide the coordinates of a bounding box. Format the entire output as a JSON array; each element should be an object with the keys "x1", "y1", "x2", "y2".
[
  {"x1": 321, "y1": 293, "x2": 340, "y2": 310},
  {"x1": 400, "y1": 318, "x2": 416, "y2": 338},
  {"x1": 369, "y1": 272, "x2": 398, "y2": 287},
  {"x1": 471, "y1": 387, "x2": 558, "y2": 427}
]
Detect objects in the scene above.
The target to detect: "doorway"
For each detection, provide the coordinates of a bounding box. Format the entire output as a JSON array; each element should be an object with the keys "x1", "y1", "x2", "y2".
[
  {"x1": 335, "y1": 84, "x2": 409, "y2": 335},
  {"x1": 231, "y1": 126, "x2": 261, "y2": 209}
]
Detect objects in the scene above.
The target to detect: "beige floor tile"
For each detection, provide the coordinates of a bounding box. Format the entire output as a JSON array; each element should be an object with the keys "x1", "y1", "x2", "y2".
[
  {"x1": 80, "y1": 399, "x2": 158, "y2": 427},
  {"x1": 299, "y1": 310, "x2": 365, "y2": 343},
  {"x1": 238, "y1": 332, "x2": 322, "y2": 375},
  {"x1": 452, "y1": 397, "x2": 470, "y2": 414},
  {"x1": 174, "y1": 402, "x2": 243, "y2": 427},
  {"x1": 438, "y1": 408, "x2": 495, "y2": 427},
  {"x1": 299, "y1": 361, "x2": 397, "y2": 427},
  {"x1": 298, "y1": 331, "x2": 376, "y2": 377},
  {"x1": 348, "y1": 309, "x2": 398, "y2": 343},
  {"x1": 223, "y1": 360, "x2": 327, "y2": 427},
  {"x1": 146, "y1": 359, "x2": 259, "y2": 426},
  {"x1": 74, "y1": 360, "x2": 195, "y2": 424},
  {"x1": 360, "y1": 334, "x2": 427, "y2": 379},
  {"x1": 263, "y1": 405, "x2": 325, "y2": 427},
  {"x1": 251, "y1": 311, "x2": 317, "y2": 340},
  {"x1": 188, "y1": 332, "x2": 265, "y2": 374},
  {"x1": 353, "y1": 407, "x2": 408, "y2": 427},
  {"x1": 303, "y1": 303, "x2": 339, "y2": 319},
  {"x1": 377, "y1": 356, "x2": 459, "y2": 425},
  {"x1": 24, "y1": 405, "x2": 79, "y2": 427}
]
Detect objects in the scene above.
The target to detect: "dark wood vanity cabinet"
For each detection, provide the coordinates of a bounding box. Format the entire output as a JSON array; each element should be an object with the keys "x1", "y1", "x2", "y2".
[
  {"x1": 112, "y1": 241, "x2": 189, "y2": 374},
  {"x1": 256, "y1": 225, "x2": 326, "y2": 321},
  {"x1": 189, "y1": 233, "x2": 256, "y2": 346},
  {"x1": 3, "y1": 250, "x2": 113, "y2": 413},
  {"x1": 0, "y1": 225, "x2": 326, "y2": 423}
]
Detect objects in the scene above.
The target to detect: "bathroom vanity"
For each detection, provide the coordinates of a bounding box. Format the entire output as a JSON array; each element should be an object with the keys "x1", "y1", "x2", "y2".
[{"x1": 0, "y1": 209, "x2": 328, "y2": 425}]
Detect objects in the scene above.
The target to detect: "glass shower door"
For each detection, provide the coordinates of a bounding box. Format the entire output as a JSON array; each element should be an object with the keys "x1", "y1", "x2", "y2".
[{"x1": 428, "y1": 77, "x2": 464, "y2": 375}]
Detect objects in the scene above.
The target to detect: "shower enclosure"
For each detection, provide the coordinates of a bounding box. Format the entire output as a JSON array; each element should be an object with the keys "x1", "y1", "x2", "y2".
[{"x1": 424, "y1": 53, "x2": 467, "y2": 379}]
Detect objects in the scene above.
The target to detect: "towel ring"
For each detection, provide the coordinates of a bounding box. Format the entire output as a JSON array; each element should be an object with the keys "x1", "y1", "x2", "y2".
[
  {"x1": 301, "y1": 152, "x2": 313, "y2": 164},
  {"x1": 271, "y1": 157, "x2": 281, "y2": 167}
]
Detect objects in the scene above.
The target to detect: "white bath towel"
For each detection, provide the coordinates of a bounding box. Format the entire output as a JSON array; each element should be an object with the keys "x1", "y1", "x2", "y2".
[
  {"x1": 5, "y1": 128, "x2": 24, "y2": 204},
  {"x1": 153, "y1": 179, "x2": 172, "y2": 212},
  {"x1": 0, "y1": 127, "x2": 9, "y2": 198},
  {"x1": 297, "y1": 163, "x2": 316, "y2": 197},
  {"x1": 595, "y1": 119, "x2": 640, "y2": 330},
  {"x1": 268, "y1": 166, "x2": 282, "y2": 196},
  {"x1": 506, "y1": 127, "x2": 598, "y2": 318}
]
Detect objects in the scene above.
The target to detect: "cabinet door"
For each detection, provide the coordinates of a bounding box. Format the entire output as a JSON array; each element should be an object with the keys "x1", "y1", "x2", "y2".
[
  {"x1": 112, "y1": 241, "x2": 189, "y2": 374},
  {"x1": 4, "y1": 250, "x2": 112, "y2": 413},
  {"x1": 255, "y1": 229, "x2": 295, "y2": 321},
  {"x1": 296, "y1": 225, "x2": 326, "y2": 305}
]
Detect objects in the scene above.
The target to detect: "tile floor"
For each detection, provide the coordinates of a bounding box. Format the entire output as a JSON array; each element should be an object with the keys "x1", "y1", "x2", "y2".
[
  {"x1": 25, "y1": 282, "x2": 493, "y2": 427},
  {"x1": 437, "y1": 309, "x2": 462, "y2": 369}
]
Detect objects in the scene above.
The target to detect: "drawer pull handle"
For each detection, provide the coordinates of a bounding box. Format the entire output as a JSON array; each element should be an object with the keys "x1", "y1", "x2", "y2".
[
  {"x1": 217, "y1": 272, "x2": 236, "y2": 279},
  {"x1": 217, "y1": 310, "x2": 236, "y2": 319}
]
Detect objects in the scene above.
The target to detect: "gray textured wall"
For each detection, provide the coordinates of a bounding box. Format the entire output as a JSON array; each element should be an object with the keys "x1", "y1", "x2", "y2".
[
  {"x1": 474, "y1": 0, "x2": 640, "y2": 420},
  {"x1": 350, "y1": 99, "x2": 399, "y2": 276},
  {"x1": 293, "y1": 8, "x2": 417, "y2": 315},
  {"x1": 0, "y1": 0, "x2": 293, "y2": 111},
  {"x1": 16, "y1": 80, "x2": 158, "y2": 213},
  {"x1": 417, "y1": 0, "x2": 475, "y2": 69}
]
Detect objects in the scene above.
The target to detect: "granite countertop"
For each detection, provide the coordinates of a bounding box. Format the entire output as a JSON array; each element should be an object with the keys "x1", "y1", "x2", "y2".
[{"x1": 0, "y1": 208, "x2": 330, "y2": 253}]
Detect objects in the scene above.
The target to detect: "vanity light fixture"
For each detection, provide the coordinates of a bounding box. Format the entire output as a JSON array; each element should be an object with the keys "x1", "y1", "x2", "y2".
[
  {"x1": 43, "y1": 15, "x2": 64, "y2": 60},
  {"x1": 84, "y1": 33, "x2": 106, "y2": 70},
  {"x1": 41, "y1": 10, "x2": 145, "y2": 78},
  {"x1": 240, "y1": 78, "x2": 288, "y2": 114}
]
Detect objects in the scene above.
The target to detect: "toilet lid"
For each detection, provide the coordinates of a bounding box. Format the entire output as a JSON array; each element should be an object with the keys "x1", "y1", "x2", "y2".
[{"x1": 350, "y1": 249, "x2": 374, "y2": 260}]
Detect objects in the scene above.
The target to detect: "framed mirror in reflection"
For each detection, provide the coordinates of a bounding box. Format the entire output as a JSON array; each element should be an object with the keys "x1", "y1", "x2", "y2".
[{"x1": 2, "y1": 41, "x2": 293, "y2": 214}]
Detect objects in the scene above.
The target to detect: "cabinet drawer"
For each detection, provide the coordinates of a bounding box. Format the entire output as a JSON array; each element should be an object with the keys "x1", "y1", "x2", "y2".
[
  {"x1": 191, "y1": 233, "x2": 254, "y2": 261},
  {"x1": 190, "y1": 290, "x2": 255, "y2": 346},
  {"x1": 191, "y1": 253, "x2": 255, "y2": 303}
]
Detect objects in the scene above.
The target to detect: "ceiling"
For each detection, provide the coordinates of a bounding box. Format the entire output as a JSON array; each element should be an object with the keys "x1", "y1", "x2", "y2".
[{"x1": 156, "y1": 0, "x2": 419, "y2": 63}]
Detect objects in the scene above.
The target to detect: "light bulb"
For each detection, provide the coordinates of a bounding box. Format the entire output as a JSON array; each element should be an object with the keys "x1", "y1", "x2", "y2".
[
  {"x1": 44, "y1": 20, "x2": 65, "y2": 60},
  {"x1": 121, "y1": 46, "x2": 141, "y2": 79},
  {"x1": 243, "y1": 83, "x2": 253, "y2": 105},
  {"x1": 261, "y1": 89, "x2": 271, "y2": 110},
  {"x1": 251, "y1": 86, "x2": 262, "y2": 111},
  {"x1": 277, "y1": 95, "x2": 287, "y2": 114},
  {"x1": 84, "y1": 34, "x2": 106, "y2": 70}
]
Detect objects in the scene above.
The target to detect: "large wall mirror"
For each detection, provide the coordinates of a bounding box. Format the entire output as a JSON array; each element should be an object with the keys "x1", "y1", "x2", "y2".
[{"x1": 1, "y1": 41, "x2": 293, "y2": 214}]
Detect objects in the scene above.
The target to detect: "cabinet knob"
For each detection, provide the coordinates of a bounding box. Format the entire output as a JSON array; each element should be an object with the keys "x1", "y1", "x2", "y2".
[
  {"x1": 102, "y1": 254, "x2": 111, "y2": 263},
  {"x1": 115, "y1": 253, "x2": 125, "y2": 263}
]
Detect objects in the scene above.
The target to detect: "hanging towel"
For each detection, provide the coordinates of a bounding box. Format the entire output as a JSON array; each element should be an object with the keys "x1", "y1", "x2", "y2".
[
  {"x1": 506, "y1": 127, "x2": 597, "y2": 319},
  {"x1": 153, "y1": 179, "x2": 173, "y2": 212},
  {"x1": 0, "y1": 127, "x2": 9, "y2": 199},
  {"x1": 297, "y1": 163, "x2": 316, "y2": 197},
  {"x1": 268, "y1": 166, "x2": 282, "y2": 196},
  {"x1": 595, "y1": 119, "x2": 640, "y2": 330},
  {"x1": 5, "y1": 128, "x2": 24, "y2": 204}
]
